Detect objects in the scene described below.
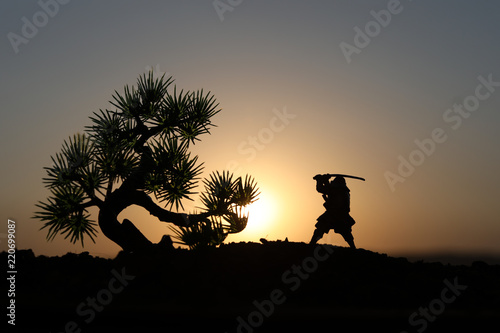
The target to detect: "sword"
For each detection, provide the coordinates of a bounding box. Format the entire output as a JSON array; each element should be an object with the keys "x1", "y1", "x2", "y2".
[{"x1": 314, "y1": 173, "x2": 366, "y2": 181}]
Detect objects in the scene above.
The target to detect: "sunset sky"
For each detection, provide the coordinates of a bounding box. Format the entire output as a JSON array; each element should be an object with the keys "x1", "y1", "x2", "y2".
[{"x1": 1, "y1": 1, "x2": 499, "y2": 259}]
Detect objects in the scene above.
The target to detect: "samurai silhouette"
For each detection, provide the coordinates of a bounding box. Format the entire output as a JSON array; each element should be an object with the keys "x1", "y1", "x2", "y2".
[{"x1": 309, "y1": 174, "x2": 364, "y2": 249}]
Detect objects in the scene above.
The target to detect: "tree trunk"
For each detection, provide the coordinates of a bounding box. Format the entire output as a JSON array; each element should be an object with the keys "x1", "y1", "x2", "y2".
[
  {"x1": 97, "y1": 188, "x2": 210, "y2": 252},
  {"x1": 98, "y1": 206, "x2": 153, "y2": 252}
]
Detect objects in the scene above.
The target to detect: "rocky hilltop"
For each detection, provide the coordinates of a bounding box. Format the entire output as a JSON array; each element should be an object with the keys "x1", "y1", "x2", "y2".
[{"x1": 4, "y1": 241, "x2": 500, "y2": 332}]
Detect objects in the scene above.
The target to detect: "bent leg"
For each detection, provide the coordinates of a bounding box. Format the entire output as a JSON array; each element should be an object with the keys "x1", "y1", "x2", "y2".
[
  {"x1": 309, "y1": 229, "x2": 325, "y2": 245},
  {"x1": 341, "y1": 232, "x2": 356, "y2": 249}
]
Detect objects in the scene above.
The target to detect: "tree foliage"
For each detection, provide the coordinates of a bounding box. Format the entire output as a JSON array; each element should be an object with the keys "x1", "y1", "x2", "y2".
[
  {"x1": 170, "y1": 171, "x2": 259, "y2": 249},
  {"x1": 34, "y1": 72, "x2": 259, "y2": 250}
]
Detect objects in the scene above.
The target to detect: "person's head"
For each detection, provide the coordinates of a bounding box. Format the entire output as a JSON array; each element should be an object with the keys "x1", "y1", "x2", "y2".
[{"x1": 331, "y1": 176, "x2": 347, "y2": 187}]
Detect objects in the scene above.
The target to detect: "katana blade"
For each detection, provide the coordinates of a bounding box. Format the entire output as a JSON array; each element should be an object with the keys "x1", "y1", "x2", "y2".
[{"x1": 326, "y1": 174, "x2": 366, "y2": 181}]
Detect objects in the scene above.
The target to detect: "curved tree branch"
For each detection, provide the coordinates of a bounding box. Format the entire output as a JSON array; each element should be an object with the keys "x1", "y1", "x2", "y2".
[{"x1": 130, "y1": 190, "x2": 211, "y2": 227}]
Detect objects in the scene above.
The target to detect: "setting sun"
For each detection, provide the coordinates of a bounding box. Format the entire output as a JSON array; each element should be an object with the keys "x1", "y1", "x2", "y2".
[{"x1": 239, "y1": 191, "x2": 277, "y2": 239}]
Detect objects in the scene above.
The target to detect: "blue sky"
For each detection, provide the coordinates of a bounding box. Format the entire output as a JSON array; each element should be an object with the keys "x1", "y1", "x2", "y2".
[{"x1": 1, "y1": 0, "x2": 499, "y2": 258}]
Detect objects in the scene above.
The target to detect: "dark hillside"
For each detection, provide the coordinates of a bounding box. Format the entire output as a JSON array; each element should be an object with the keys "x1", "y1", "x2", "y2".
[{"x1": 5, "y1": 242, "x2": 500, "y2": 332}]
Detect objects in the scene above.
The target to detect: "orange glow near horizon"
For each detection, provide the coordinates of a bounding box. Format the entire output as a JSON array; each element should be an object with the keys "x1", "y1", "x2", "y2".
[{"x1": 239, "y1": 190, "x2": 278, "y2": 240}]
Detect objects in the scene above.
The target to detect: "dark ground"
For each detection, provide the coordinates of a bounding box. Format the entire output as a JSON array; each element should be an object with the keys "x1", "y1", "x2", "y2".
[{"x1": 4, "y1": 241, "x2": 500, "y2": 333}]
